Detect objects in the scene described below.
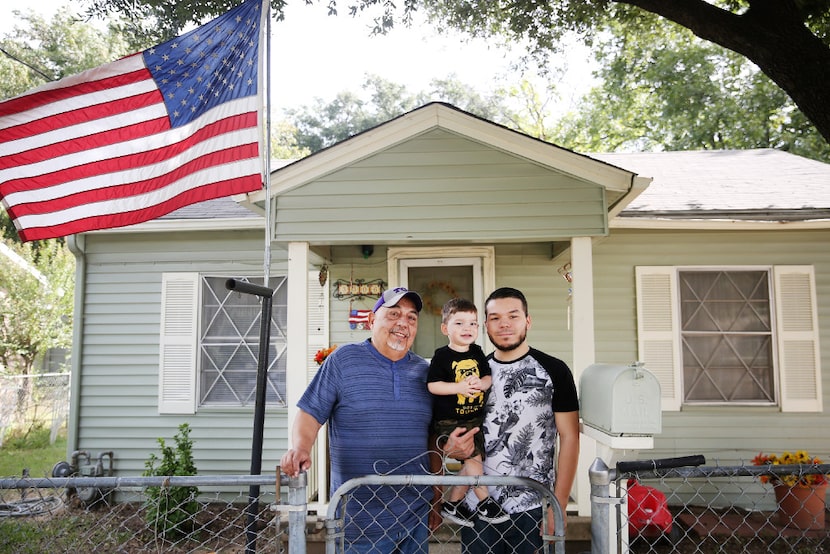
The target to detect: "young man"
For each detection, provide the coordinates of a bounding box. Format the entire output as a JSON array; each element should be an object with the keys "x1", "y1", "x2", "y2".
[
  {"x1": 281, "y1": 287, "x2": 459, "y2": 553},
  {"x1": 453, "y1": 287, "x2": 580, "y2": 553}
]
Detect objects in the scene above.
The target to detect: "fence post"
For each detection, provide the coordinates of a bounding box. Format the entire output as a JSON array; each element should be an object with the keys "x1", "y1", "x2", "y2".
[
  {"x1": 287, "y1": 472, "x2": 307, "y2": 554},
  {"x1": 589, "y1": 457, "x2": 623, "y2": 554}
]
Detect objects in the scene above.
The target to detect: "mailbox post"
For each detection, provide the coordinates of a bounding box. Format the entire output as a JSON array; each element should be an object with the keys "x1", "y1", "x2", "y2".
[{"x1": 579, "y1": 361, "x2": 663, "y2": 554}]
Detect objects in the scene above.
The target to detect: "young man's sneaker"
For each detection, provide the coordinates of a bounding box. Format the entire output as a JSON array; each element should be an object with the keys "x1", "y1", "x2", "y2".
[
  {"x1": 441, "y1": 500, "x2": 476, "y2": 527},
  {"x1": 476, "y1": 497, "x2": 509, "y2": 524}
]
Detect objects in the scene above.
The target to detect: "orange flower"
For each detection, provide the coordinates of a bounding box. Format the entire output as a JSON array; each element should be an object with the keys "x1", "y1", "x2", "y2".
[{"x1": 314, "y1": 345, "x2": 337, "y2": 365}]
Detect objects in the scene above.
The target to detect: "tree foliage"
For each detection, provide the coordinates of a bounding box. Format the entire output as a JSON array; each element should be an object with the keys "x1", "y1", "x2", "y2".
[
  {"x1": 0, "y1": 238, "x2": 74, "y2": 377},
  {"x1": 0, "y1": 8, "x2": 133, "y2": 100},
  {"x1": 284, "y1": 73, "x2": 519, "y2": 152},
  {"x1": 82, "y1": 0, "x2": 830, "y2": 144},
  {"x1": 553, "y1": 15, "x2": 830, "y2": 161}
]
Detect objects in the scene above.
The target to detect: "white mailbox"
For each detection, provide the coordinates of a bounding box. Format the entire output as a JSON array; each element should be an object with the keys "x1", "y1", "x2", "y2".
[{"x1": 579, "y1": 361, "x2": 662, "y2": 437}]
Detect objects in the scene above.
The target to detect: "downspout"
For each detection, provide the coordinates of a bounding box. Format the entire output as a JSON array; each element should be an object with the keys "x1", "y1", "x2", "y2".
[{"x1": 66, "y1": 234, "x2": 86, "y2": 455}]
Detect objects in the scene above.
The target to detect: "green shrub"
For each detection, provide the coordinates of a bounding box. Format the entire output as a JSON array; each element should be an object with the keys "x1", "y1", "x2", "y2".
[{"x1": 142, "y1": 423, "x2": 199, "y2": 540}]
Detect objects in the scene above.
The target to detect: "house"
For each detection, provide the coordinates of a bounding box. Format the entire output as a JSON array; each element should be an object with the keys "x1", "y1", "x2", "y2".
[{"x1": 64, "y1": 103, "x2": 830, "y2": 515}]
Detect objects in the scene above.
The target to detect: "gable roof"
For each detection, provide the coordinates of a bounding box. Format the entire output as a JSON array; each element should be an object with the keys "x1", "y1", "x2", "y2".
[{"x1": 242, "y1": 102, "x2": 638, "y2": 206}]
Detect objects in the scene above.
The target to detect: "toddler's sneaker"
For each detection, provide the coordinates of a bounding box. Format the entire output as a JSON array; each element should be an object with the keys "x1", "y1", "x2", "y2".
[
  {"x1": 476, "y1": 497, "x2": 509, "y2": 524},
  {"x1": 441, "y1": 500, "x2": 476, "y2": 527}
]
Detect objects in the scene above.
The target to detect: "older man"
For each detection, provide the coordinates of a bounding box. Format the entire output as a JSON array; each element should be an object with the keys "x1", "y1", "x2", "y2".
[{"x1": 281, "y1": 286, "x2": 448, "y2": 553}]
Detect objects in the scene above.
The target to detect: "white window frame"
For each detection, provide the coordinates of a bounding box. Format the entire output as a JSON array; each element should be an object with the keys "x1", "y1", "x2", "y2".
[
  {"x1": 158, "y1": 272, "x2": 296, "y2": 414},
  {"x1": 635, "y1": 265, "x2": 822, "y2": 412}
]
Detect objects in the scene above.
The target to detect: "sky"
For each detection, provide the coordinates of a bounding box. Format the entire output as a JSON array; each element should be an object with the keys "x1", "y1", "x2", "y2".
[{"x1": 0, "y1": 1, "x2": 595, "y2": 117}]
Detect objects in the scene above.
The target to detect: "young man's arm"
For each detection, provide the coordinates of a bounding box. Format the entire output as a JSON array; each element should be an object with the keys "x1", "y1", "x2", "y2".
[{"x1": 550, "y1": 410, "x2": 580, "y2": 531}]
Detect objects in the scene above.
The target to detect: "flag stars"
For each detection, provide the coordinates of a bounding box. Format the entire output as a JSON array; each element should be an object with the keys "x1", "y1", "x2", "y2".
[{"x1": 142, "y1": 0, "x2": 259, "y2": 128}]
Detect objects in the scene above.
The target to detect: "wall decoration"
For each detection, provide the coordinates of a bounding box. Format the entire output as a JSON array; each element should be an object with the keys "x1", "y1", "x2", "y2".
[
  {"x1": 349, "y1": 309, "x2": 372, "y2": 330},
  {"x1": 332, "y1": 278, "x2": 385, "y2": 301}
]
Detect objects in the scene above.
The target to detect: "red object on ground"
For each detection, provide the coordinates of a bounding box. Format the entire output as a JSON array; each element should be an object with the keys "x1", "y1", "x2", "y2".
[{"x1": 627, "y1": 478, "x2": 674, "y2": 537}]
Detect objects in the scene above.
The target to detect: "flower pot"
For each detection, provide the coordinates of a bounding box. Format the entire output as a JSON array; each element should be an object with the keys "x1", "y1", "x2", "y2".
[{"x1": 774, "y1": 483, "x2": 827, "y2": 530}]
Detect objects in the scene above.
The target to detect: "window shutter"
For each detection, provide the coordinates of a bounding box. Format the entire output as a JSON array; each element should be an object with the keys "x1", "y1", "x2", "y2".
[
  {"x1": 635, "y1": 266, "x2": 682, "y2": 411},
  {"x1": 158, "y1": 273, "x2": 199, "y2": 414},
  {"x1": 774, "y1": 266, "x2": 822, "y2": 412},
  {"x1": 307, "y1": 271, "x2": 329, "y2": 384}
]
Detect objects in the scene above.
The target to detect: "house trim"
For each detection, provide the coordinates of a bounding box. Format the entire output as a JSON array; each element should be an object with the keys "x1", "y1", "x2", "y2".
[{"x1": 612, "y1": 218, "x2": 830, "y2": 230}]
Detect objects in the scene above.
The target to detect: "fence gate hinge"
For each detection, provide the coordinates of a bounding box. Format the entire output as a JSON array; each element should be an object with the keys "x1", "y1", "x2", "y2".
[{"x1": 591, "y1": 495, "x2": 625, "y2": 505}]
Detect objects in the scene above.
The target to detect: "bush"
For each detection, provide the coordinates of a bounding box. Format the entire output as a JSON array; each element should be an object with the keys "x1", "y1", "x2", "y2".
[{"x1": 142, "y1": 423, "x2": 199, "y2": 540}]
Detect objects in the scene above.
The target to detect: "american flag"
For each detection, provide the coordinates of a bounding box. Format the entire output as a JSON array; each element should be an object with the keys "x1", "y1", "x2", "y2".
[{"x1": 0, "y1": 0, "x2": 267, "y2": 242}]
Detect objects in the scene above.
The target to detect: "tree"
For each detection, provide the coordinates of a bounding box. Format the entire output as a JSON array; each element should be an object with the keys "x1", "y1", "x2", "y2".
[
  {"x1": 284, "y1": 73, "x2": 519, "y2": 152},
  {"x1": 85, "y1": 1, "x2": 830, "y2": 145},
  {"x1": 0, "y1": 8, "x2": 133, "y2": 100},
  {"x1": 553, "y1": 16, "x2": 830, "y2": 161},
  {"x1": 0, "y1": 238, "x2": 74, "y2": 379}
]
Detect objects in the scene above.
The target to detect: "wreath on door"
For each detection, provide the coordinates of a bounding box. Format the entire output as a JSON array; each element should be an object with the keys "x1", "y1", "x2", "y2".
[{"x1": 421, "y1": 280, "x2": 458, "y2": 316}]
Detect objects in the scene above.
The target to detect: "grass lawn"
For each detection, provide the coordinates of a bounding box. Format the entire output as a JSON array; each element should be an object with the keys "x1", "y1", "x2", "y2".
[{"x1": 0, "y1": 427, "x2": 67, "y2": 478}]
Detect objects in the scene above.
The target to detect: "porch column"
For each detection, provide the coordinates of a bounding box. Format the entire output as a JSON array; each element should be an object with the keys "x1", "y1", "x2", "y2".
[
  {"x1": 571, "y1": 236, "x2": 596, "y2": 517},
  {"x1": 286, "y1": 241, "x2": 309, "y2": 443}
]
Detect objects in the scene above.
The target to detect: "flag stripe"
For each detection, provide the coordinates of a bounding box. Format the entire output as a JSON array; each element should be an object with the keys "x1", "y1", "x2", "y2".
[
  {"x1": 8, "y1": 143, "x2": 259, "y2": 218},
  {"x1": 18, "y1": 175, "x2": 262, "y2": 242},
  {"x1": 2, "y1": 108, "x2": 257, "y2": 197},
  {"x1": 0, "y1": 115, "x2": 170, "y2": 170},
  {"x1": 0, "y1": 57, "x2": 147, "y2": 120},
  {"x1": 0, "y1": 0, "x2": 266, "y2": 241},
  {"x1": 15, "y1": 159, "x2": 260, "y2": 230},
  {"x1": 0, "y1": 88, "x2": 162, "y2": 148}
]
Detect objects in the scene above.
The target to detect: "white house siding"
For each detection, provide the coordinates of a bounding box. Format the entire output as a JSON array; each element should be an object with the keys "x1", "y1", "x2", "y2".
[
  {"x1": 591, "y1": 228, "x2": 830, "y2": 465},
  {"x1": 75, "y1": 230, "x2": 290, "y2": 476},
  {"x1": 274, "y1": 129, "x2": 609, "y2": 244}
]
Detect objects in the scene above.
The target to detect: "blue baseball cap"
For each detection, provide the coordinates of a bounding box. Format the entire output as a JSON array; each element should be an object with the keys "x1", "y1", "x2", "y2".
[{"x1": 372, "y1": 287, "x2": 423, "y2": 313}]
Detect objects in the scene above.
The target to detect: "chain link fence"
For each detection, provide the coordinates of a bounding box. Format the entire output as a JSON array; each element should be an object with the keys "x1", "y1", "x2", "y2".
[
  {"x1": 0, "y1": 372, "x2": 70, "y2": 446},
  {"x1": 2, "y1": 460, "x2": 829, "y2": 553},
  {"x1": 591, "y1": 456, "x2": 830, "y2": 554},
  {"x1": 0, "y1": 472, "x2": 565, "y2": 554}
]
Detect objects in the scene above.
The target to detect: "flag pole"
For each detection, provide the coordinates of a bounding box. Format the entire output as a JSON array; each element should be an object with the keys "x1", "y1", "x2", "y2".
[
  {"x1": 244, "y1": 4, "x2": 273, "y2": 553},
  {"x1": 263, "y1": 0, "x2": 273, "y2": 286}
]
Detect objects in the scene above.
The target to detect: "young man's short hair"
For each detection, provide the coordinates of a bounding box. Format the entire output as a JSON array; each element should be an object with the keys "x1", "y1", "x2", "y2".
[{"x1": 485, "y1": 287, "x2": 529, "y2": 316}]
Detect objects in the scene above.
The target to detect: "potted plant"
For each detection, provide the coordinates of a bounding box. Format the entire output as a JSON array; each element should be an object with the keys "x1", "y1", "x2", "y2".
[{"x1": 753, "y1": 450, "x2": 828, "y2": 530}]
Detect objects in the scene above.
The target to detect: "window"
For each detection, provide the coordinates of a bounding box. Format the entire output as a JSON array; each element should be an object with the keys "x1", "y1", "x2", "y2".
[
  {"x1": 636, "y1": 266, "x2": 821, "y2": 412},
  {"x1": 679, "y1": 270, "x2": 774, "y2": 403},
  {"x1": 199, "y1": 276, "x2": 287, "y2": 407},
  {"x1": 158, "y1": 273, "x2": 288, "y2": 414}
]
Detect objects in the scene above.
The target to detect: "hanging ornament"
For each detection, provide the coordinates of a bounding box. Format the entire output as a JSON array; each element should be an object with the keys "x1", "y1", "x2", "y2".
[{"x1": 558, "y1": 263, "x2": 573, "y2": 330}]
